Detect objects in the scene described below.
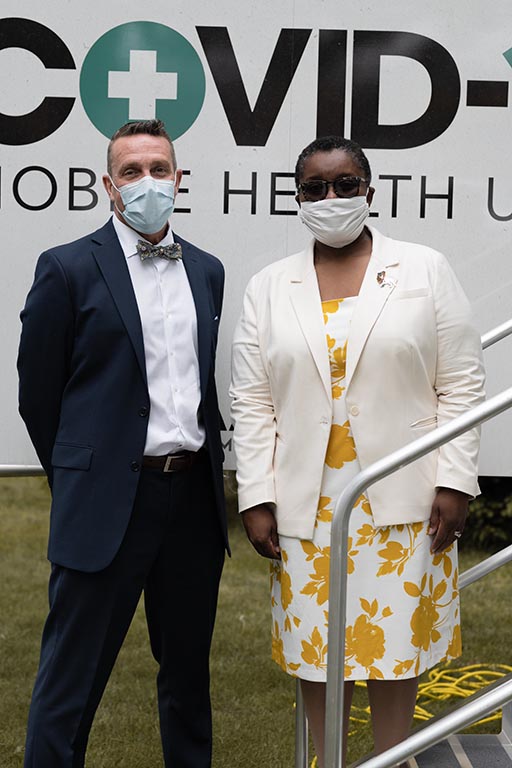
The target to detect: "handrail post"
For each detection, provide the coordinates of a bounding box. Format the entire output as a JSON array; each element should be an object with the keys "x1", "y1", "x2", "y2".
[
  {"x1": 295, "y1": 679, "x2": 309, "y2": 768},
  {"x1": 324, "y1": 386, "x2": 512, "y2": 768},
  {"x1": 324, "y1": 480, "x2": 366, "y2": 768},
  {"x1": 502, "y1": 701, "x2": 512, "y2": 744}
]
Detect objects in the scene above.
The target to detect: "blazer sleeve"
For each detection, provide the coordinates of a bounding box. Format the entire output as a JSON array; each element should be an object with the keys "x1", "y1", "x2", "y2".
[
  {"x1": 210, "y1": 256, "x2": 225, "y2": 324},
  {"x1": 17, "y1": 251, "x2": 74, "y2": 485},
  {"x1": 230, "y1": 275, "x2": 277, "y2": 512},
  {"x1": 432, "y1": 251, "x2": 485, "y2": 496}
]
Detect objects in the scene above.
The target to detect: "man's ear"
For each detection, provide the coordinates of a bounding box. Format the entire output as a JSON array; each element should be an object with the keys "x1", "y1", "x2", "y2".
[
  {"x1": 173, "y1": 169, "x2": 183, "y2": 195},
  {"x1": 102, "y1": 174, "x2": 115, "y2": 202}
]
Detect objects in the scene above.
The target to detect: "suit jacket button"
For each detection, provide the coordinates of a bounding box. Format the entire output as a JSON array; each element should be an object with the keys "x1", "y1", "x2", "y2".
[
  {"x1": 139, "y1": 406, "x2": 149, "y2": 417},
  {"x1": 130, "y1": 461, "x2": 140, "y2": 472}
]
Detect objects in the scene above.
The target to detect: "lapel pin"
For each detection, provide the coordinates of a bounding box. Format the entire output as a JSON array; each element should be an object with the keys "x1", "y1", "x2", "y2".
[{"x1": 377, "y1": 270, "x2": 397, "y2": 289}]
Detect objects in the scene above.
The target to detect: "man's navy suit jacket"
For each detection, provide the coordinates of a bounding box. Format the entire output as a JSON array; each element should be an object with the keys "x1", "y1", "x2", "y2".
[{"x1": 18, "y1": 219, "x2": 228, "y2": 572}]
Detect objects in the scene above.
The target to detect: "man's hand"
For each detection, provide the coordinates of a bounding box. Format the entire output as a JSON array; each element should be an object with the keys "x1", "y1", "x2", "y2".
[
  {"x1": 428, "y1": 487, "x2": 469, "y2": 554},
  {"x1": 241, "y1": 504, "x2": 281, "y2": 560}
]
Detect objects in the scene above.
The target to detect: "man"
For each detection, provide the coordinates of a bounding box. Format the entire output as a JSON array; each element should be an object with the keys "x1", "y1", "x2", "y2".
[{"x1": 17, "y1": 119, "x2": 228, "y2": 768}]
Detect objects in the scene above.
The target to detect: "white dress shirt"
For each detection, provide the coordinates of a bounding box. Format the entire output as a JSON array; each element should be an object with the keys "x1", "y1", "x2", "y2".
[{"x1": 112, "y1": 215, "x2": 205, "y2": 454}]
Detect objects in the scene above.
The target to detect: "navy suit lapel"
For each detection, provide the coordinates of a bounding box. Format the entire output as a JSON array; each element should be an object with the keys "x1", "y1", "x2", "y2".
[
  {"x1": 91, "y1": 221, "x2": 147, "y2": 386},
  {"x1": 176, "y1": 234, "x2": 212, "y2": 399}
]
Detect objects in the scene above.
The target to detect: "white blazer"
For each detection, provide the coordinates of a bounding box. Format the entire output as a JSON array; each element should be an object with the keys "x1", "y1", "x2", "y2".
[{"x1": 230, "y1": 227, "x2": 485, "y2": 540}]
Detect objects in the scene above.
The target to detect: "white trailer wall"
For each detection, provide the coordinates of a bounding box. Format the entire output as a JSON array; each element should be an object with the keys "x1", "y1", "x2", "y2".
[{"x1": 1, "y1": 1, "x2": 511, "y2": 472}]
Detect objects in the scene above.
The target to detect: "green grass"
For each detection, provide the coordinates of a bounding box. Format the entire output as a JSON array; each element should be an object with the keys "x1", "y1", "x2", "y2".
[{"x1": 0, "y1": 477, "x2": 511, "y2": 767}]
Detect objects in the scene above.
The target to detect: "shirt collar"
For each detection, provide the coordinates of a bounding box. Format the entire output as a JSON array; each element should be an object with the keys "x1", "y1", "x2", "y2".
[{"x1": 111, "y1": 214, "x2": 175, "y2": 260}]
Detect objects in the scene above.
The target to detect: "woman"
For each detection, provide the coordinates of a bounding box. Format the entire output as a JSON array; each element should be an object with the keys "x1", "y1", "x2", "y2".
[{"x1": 230, "y1": 136, "x2": 485, "y2": 767}]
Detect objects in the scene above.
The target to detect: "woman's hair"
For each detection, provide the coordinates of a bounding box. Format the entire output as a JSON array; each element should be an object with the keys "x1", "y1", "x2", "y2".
[{"x1": 294, "y1": 136, "x2": 372, "y2": 187}]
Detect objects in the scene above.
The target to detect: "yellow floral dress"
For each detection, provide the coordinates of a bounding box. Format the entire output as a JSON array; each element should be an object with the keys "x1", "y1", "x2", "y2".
[{"x1": 270, "y1": 297, "x2": 461, "y2": 681}]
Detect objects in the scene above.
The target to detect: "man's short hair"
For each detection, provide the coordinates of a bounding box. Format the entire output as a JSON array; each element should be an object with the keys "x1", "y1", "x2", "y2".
[{"x1": 107, "y1": 119, "x2": 177, "y2": 174}]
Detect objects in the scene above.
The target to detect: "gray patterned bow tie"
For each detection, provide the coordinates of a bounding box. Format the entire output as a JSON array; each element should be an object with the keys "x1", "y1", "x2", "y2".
[{"x1": 136, "y1": 240, "x2": 182, "y2": 262}]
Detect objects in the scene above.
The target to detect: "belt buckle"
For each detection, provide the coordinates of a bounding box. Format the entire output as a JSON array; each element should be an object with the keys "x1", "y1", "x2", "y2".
[{"x1": 163, "y1": 455, "x2": 178, "y2": 473}]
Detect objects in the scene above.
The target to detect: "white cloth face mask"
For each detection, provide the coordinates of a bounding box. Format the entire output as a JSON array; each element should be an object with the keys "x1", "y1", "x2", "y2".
[
  {"x1": 110, "y1": 175, "x2": 175, "y2": 234},
  {"x1": 298, "y1": 195, "x2": 370, "y2": 248}
]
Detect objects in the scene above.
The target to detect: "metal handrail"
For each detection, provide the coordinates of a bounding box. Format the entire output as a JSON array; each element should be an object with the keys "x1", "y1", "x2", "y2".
[
  {"x1": 0, "y1": 465, "x2": 44, "y2": 477},
  {"x1": 3, "y1": 324, "x2": 512, "y2": 763},
  {"x1": 323, "y1": 387, "x2": 512, "y2": 768},
  {"x1": 294, "y1": 544, "x2": 512, "y2": 767},
  {"x1": 295, "y1": 389, "x2": 512, "y2": 768},
  {"x1": 481, "y1": 317, "x2": 512, "y2": 350},
  {"x1": 294, "y1": 319, "x2": 512, "y2": 768},
  {"x1": 460, "y1": 543, "x2": 512, "y2": 589},
  {"x1": 351, "y1": 674, "x2": 512, "y2": 768}
]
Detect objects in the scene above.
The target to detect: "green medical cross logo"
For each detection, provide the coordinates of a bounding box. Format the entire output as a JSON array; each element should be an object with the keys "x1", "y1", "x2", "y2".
[{"x1": 80, "y1": 22, "x2": 206, "y2": 140}]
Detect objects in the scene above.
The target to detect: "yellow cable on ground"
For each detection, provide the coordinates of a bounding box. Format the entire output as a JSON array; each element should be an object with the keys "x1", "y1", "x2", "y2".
[{"x1": 306, "y1": 664, "x2": 512, "y2": 768}]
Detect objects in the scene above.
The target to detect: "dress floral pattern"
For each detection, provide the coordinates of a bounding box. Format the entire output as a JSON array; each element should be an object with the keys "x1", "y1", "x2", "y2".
[{"x1": 270, "y1": 297, "x2": 461, "y2": 681}]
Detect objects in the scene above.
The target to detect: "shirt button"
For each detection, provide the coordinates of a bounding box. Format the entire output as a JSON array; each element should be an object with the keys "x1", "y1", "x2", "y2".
[
  {"x1": 130, "y1": 461, "x2": 140, "y2": 472},
  {"x1": 139, "y1": 406, "x2": 149, "y2": 417},
  {"x1": 350, "y1": 405, "x2": 360, "y2": 416}
]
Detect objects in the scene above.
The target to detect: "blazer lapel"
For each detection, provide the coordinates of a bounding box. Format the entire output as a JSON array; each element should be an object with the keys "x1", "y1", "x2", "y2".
[
  {"x1": 289, "y1": 243, "x2": 332, "y2": 403},
  {"x1": 177, "y1": 235, "x2": 212, "y2": 398},
  {"x1": 345, "y1": 227, "x2": 399, "y2": 389},
  {"x1": 91, "y1": 221, "x2": 147, "y2": 386}
]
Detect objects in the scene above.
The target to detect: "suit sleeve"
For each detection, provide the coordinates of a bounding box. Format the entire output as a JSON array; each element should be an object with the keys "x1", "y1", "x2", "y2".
[
  {"x1": 214, "y1": 259, "x2": 224, "y2": 322},
  {"x1": 230, "y1": 275, "x2": 277, "y2": 512},
  {"x1": 206, "y1": 255, "x2": 224, "y2": 326},
  {"x1": 17, "y1": 251, "x2": 74, "y2": 485},
  {"x1": 432, "y1": 252, "x2": 485, "y2": 496},
  {"x1": 205, "y1": 256, "x2": 224, "y2": 384}
]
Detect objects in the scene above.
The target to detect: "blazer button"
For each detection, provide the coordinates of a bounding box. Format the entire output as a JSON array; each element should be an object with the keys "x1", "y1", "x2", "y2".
[
  {"x1": 130, "y1": 461, "x2": 140, "y2": 472},
  {"x1": 350, "y1": 405, "x2": 360, "y2": 416},
  {"x1": 139, "y1": 406, "x2": 149, "y2": 417}
]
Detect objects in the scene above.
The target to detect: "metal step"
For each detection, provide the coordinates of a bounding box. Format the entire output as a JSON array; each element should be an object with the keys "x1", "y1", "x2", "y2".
[{"x1": 415, "y1": 733, "x2": 512, "y2": 767}]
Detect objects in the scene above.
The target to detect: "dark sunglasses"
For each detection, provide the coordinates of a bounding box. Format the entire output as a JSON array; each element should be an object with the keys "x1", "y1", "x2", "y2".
[{"x1": 298, "y1": 176, "x2": 367, "y2": 201}]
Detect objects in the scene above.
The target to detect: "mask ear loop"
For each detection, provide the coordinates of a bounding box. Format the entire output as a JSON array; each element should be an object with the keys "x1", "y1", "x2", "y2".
[{"x1": 107, "y1": 174, "x2": 120, "y2": 194}]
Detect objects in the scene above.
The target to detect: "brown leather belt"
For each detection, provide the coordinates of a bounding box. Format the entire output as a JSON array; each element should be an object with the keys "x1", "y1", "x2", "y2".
[{"x1": 142, "y1": 450, "x2": 202, "y2": 473}]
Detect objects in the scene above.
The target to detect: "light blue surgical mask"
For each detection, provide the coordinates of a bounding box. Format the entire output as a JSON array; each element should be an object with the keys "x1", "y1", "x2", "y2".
[{"x1": 110, "y1": 175, "x2": 175, "y2": 234}]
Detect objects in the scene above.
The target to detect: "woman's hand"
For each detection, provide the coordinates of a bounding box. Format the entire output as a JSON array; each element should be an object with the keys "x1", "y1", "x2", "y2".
[
  {"x1": 241, "y1": 504, "x2": 281, "y2": 560},
  {"x1": 428, "y1": 487, "x2": 469, "y2": 554}
]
